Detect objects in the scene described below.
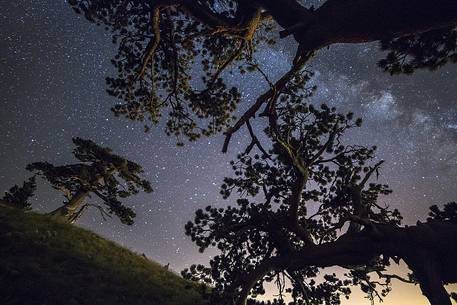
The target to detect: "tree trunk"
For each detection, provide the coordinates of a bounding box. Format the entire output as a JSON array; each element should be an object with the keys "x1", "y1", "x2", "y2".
[
  {"x1": 258, "y1": 0, "x2": 457, "y2": 51},
  {"x1": 48, "y1": 189, "x2": 89, "y2": 222},
  {"x1": 236, "y1": 221, "x2": 457, "y2": 305},
  {"x1": 406, "y1": 254, "x2": 452, "y2": 305}
]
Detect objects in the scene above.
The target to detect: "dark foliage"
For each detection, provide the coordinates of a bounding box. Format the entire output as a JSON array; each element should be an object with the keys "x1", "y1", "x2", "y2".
[
  {"x1": 428, "y1": 202, "x2": 457, "y2": 224},
  {"x1": 1, "y1": 176, "x2": 37, "y2": 210},
  {"x1": 68, "y1": 0, "x2": 276, "y2": 144},
  {"x1": 379, "y1": 27, "x2": 457, "y2": 75},
  {"x1": 64, "y1": 2, "x2": 457, "y2": 304},
  {"x1": 27, "y1": 137, "x2": 152, "y2": 225},
  {"x1": 183, "y1": 95, "x2": 403, "y2": 304},
  {"x1": 66, "y1": 1, "x2": 457, "y2": 151}
]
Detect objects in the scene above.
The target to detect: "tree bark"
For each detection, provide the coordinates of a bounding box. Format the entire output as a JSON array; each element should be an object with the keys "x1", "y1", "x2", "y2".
[
  {"x1": 236, "y1": 221, "x2": 457, "y2": 305},
  {"x1": 258, "y1": 0, "x2": 457, "y2": 52},
  {"x1": 48, "y1": 189, "x2": 89, "y2": 222},
  {"x1": 407, "y1": 253, "x2": 452, "y2": 305}
]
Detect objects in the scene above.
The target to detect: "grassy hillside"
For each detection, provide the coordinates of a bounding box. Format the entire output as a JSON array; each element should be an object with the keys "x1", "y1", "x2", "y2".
[{"x1": 0, "y1": 205, "x2": 204, "y2": 305}]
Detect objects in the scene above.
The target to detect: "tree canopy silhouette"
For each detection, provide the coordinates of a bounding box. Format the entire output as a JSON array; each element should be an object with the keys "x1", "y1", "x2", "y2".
[
  {"x1": 67, "y1": 0, "x2": 457, "y2": 147},
  {"x1": 182, "y1": 101, "x2": 457, "y2": 305},
  {"x1": 27, "y1": 137, "x2": 152, "y2": 225},
  {"x1": 1, "y1": 176, "x2": 37, "y2": 210},
  {"x1": 65, "y1": 1, "x2": 457, "y2": 304}
]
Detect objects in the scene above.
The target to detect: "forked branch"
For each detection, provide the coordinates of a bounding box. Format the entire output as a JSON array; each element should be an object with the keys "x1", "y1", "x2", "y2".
[{"x1": 222, "y1": 51, "x2": 311, "y2": 153}]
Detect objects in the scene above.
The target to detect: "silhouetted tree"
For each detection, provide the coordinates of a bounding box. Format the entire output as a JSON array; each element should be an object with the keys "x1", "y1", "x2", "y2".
[
  {"x1": 65, "y1": 2, "x2": 457, "y2": 304},
  {"x1": 1, "y1": 176, "x2": 37, "y2": 210},
  {"x1": 182, "y1": 98, "x2": 457, "y2": 305},
  {"x1": 67, "y1": 0, "x2": 457, "y2": 147},
  {"x1": 27, "y1": 138, "x2": 152, "y2": 225}
]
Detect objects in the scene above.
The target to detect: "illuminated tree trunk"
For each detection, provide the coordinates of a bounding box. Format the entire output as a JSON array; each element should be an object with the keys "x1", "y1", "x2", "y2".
[{"x1": 48, "y1": 189, "x2": 89, "y2": 222}]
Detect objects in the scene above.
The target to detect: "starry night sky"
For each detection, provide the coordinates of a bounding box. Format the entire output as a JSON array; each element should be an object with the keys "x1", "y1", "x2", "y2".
[{"x1": 1, "y1": 1, "x2": 456, "y2": 304}]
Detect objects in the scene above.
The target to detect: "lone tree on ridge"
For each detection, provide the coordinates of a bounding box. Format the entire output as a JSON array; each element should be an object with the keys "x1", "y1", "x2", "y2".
[{"x1": 27, "y1": 137, "x2": 152, "y2": 225}]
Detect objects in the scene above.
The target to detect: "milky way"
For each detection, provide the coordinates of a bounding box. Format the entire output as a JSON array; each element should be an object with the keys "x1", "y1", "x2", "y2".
[{"x1": 1, "y1": 1, "x2": 456, "y2": 304}]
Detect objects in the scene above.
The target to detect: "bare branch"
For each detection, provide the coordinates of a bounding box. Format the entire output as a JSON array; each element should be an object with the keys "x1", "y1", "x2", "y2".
[
  {"x1": 360, "y1": 160, "x2": 384, "y2": 188},
  {"x1": 137, "y1": 6, "x2": 162, "y2": 80},
  {"x1": 244, "y1": 120, "x2": 269, "y2": 156},
  {"x1": 222, "y1": 51, "x2": 310, "y2": 153},
  {"x1": 375, "y1": 270, "x2": 415, "y2": 284}
]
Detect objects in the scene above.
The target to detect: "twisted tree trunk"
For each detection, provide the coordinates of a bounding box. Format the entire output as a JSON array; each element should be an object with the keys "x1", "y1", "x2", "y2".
[
  {"x1": 236, "y1": 221, "x2": 457, "y2": 305},
  {"x1": 48, "y1": 189, "x2": 89, "y2": 222},
  {"x1": 408, "y1": 254, "x2": 452, "y2": 305}
]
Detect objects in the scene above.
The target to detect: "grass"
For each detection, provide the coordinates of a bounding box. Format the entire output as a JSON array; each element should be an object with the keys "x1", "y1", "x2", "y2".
[{"x1": 0, "y1": 205, "x2": 205, "y2": 305}]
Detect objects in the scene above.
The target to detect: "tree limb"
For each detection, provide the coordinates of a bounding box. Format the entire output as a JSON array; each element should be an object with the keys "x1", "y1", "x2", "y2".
[
  {"x1": 232, "y1": 221, "x2": 457, "y2": 305},
  {"x1": 137, "y1": 6, "x2": 162, "y2": 80},
  {"x1": 244, "y1": 120, "x2": 269, "y2": 156},
  {"x1": 222, "y1": 51, "x2": 310, "y2": 153},
  {"x1": 375, "y1": 270, "x2": 415, "y2": 284}
]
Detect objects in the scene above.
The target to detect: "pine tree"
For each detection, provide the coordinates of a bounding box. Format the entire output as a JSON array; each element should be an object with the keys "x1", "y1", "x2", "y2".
[
  {"x1": 27, "y1": 138, "x2": 152, "y2": 225},
  {"x1": 66, "y1": 2, "x2": 457, "y2": 304},
  {"x1": 67, "y1": 0, "x2": 457, "y2": 147},
  {"x1": 182, "y1": 99, "x2": 456, "y2": 305}
]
